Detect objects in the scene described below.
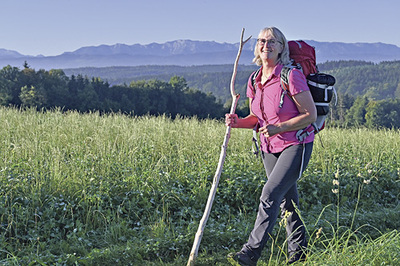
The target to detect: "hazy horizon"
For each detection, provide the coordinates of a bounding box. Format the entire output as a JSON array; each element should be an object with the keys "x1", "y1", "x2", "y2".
[{"x1": 1, "y1": 0, "x2": 399, "y2": 56}]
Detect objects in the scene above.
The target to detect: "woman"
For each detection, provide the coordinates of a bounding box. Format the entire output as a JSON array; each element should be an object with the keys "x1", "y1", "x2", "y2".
[{"x1": 226, "y1": 27, "x2": 317, "y2": 265}]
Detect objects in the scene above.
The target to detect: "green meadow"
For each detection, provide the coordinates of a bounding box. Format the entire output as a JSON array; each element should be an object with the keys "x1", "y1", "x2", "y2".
[{"x1": 0, "y1": 107, "x2": 399, "y2": 265}]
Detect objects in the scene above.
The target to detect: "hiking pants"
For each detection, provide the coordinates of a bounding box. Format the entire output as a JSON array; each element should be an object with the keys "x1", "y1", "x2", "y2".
[{"x1": 242, "y1": 142, "x2": 313, "y2": 261}]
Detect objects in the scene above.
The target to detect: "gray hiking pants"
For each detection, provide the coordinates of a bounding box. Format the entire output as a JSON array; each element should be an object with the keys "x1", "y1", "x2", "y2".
[{"x1": 242, "y1": 142, "x2": 313, "y2": 261}]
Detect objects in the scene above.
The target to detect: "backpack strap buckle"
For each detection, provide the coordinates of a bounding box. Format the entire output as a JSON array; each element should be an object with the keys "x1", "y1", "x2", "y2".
[
  {"x1": 296, "y1": 124, "x2": 315, "y2": 142},
  {"x1": 252, "y1": 124, "x2": 260, "y2": 156},
  {"x1": 279, "y1": 90, "x2": 286, "y2": 108}
]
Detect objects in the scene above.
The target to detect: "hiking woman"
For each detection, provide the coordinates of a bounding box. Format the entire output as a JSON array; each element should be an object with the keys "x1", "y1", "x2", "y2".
[{"x1": 225, "y1": 26, "x2": 317, "y2": 265}]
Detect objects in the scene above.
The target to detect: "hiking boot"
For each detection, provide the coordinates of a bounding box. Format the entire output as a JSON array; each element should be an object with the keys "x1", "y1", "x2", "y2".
[
  {"x1": 229, "y1": 251, "x2": 257, "y2": 266},
  {"x1": 287, "y1": 250, "x2": 307, "y2": 264}
]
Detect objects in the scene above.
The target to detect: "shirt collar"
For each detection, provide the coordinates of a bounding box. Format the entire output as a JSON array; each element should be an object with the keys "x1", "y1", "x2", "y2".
[
  {"x1": 272, "y1": 64, "x2": 284, "y2": 78},
  {"x1": 255, "y1": 64, "x2": 284, "y2": 83}
]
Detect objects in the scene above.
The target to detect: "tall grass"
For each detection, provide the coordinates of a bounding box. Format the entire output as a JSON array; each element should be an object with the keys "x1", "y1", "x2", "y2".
[{"x1": 0, "y1": 107, "x2": 398, "y2": 265}]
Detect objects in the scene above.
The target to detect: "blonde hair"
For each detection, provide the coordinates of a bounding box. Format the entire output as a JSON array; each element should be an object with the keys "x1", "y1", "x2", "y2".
[{"x1": 252, "y1": 27, "x2": 291, "y2": 66}]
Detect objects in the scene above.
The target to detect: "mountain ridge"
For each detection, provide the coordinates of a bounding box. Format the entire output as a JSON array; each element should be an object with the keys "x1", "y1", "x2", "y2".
[{"x1": 1, "y1": 39, "x2": 400, "y2": 69}]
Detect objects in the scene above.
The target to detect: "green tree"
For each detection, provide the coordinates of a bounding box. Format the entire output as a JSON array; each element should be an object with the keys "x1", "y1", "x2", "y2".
[
  {"x1": 77, "y1": 81, "x2": 99, "y2": 112},
  {"x1": 19, "y1": 85, "x2": 47, "y2": 107},
  {"x1": 395, "y1": 82, "x2": 400, "y2": 99},
  {"x1": 0, "y1": 76, "x2": 12, "y2": 105},
  {"x1": 329, "y1": 93, "x2": 354, "y2": 126},
  {"x1": 364, "y1": 83, "x2": 395, "y2": 100},
  {"x1": 40, "y1": 69, "x2": 70, "y2": 108},
  {"x1": 169, "y1": 75, "x2": 188, "y2": 91},
  {"x1": 23, "y1": 60, "x2": 30, "y2": 69},
  {"x1": 0, "y1": 65, "x2": 23, "y2": 105},
  {"x1": 345, "y1": 96, "x2": 368, "y2": 127},
  {"x1": 365, "y1": 99, "x2": 400, "y2": 128}
]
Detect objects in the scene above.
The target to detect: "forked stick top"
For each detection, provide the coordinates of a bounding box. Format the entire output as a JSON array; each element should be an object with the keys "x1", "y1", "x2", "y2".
[{"x1": 229, "y1": 28, "x2": 251, "y2": 108}]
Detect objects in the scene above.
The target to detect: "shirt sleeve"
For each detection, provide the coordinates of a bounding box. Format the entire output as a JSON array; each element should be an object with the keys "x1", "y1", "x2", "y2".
[{"x1": 288, "y1": 68, "x2": 309, "y2": 96}]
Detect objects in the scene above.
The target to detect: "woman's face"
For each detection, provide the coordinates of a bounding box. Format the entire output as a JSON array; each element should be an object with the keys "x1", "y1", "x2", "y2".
[{"x1": 257, "y1": 31, "x2": 283, "y2": 64}]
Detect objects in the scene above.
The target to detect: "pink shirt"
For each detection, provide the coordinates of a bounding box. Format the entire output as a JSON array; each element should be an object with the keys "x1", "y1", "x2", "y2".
[{"x1": 247, "y1": 64, "x2": 314, "y2": 153}]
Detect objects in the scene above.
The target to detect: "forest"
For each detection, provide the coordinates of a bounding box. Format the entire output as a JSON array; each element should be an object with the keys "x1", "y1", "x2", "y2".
[
  {"x1": 0, "y1": 64, "x2": 224, "y2": 119},
  {"x1": 1, "y1": 60, "x2": 400, "y2": 128}
]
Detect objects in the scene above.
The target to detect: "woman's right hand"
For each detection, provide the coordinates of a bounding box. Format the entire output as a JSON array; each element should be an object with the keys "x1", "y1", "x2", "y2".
[{"x1": 225, "y1": 113, "x2": 238, "y2": 127}]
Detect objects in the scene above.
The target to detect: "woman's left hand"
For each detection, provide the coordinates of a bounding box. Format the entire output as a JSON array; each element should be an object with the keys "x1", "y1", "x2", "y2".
[{"x1": 259, "y1": 124, "x2": 280, "y2": 138}]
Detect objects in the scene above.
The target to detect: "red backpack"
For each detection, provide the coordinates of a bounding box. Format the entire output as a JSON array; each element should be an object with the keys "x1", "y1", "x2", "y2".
[
  {"x1": 287, "y1": 40, "x2": 317, "y2": 77},
  {"x1": 283, "y1": 40, "x2": 336, "y2": 138}
]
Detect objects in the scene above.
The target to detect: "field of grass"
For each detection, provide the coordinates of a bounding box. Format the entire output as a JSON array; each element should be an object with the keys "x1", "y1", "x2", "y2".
[{"x1": 0, "y1": 107, "x2": 399, "y2": 265}]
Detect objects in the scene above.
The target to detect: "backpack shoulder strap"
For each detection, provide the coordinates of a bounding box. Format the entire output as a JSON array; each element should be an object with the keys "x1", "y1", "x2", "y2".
[
  {"x1": 251, "y1": 67, "x2": 262, "y2": 93},
  {"x1": 279, "y1": 66, "x2": 295, "y2": 108},
  {"x1": 280, "y1": 66, "x2": 292, "y2": 85}
]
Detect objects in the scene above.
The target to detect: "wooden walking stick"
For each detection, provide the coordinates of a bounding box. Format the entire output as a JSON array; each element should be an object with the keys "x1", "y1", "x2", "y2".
[{"x1": 187, "y1": 28, "x2": 251, "y2": 266}]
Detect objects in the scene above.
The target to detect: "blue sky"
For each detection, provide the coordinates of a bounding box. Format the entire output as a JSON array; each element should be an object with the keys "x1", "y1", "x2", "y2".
[{"x1": 0, "y1": 0, "x2": 398, "y2": 56}]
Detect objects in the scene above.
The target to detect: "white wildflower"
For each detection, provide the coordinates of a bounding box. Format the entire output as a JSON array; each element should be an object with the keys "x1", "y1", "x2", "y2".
[
  {"x1": 316, "y1": 227, "x2": 323, "y2": 239},
  {"x1": 335, "y1": 169, "x2": 340, "y2": 179}
]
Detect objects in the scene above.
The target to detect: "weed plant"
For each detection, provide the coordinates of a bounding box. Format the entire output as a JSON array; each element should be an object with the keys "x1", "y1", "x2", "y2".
[{"x1": 0, "y1": 107, "x2": 398, "y2": 265}]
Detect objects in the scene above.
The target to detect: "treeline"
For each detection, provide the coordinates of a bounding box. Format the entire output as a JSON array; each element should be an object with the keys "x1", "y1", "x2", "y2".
[
  {"x1": 328, "y1": 95, "x2": 400, "y2": 128},
  {"x1": 64, "y1": 60, "x2": 400, "y2": 103},
  {"x1": 63, "y1": 64, "x2": 259, "y2": 107},
  {"x1": 0, "y1": 64, "x2": 225, "y2": 119},
  {"x1": 322, "y1": 60, "x2": 400, "y2": 100},
  {"x1": 1, "y1": 61, "x2": 400, "y2": 128},
  {"x1": 321, "y1": 60, "x2": 400, "y2": 128}
]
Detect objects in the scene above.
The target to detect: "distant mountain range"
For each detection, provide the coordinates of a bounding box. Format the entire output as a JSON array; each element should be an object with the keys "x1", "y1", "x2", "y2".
[{"x1": 1, "y1": 39, "x2": 400, "y2": 70}]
